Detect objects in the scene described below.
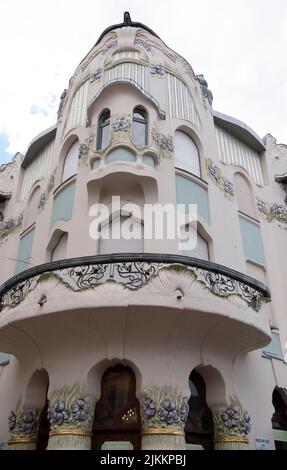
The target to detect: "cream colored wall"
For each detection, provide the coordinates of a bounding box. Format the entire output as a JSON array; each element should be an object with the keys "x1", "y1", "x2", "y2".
[{"x1": 0, "y1": 23, "x2": 286, "y2": 449}]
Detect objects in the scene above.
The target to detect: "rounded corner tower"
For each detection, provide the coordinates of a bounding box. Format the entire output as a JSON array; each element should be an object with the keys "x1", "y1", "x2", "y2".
[{"x1": 0, "y1": 12, "x2": 287, "y2": 452}]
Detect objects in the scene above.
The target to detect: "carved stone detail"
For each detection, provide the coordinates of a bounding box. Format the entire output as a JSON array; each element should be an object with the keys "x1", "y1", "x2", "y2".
[
  {"x1": 257, "y1": 197, "x2": 287, "y2": 224},
  {"x1": 206, "y1": 158, "x2": 234, "y2": 198}
]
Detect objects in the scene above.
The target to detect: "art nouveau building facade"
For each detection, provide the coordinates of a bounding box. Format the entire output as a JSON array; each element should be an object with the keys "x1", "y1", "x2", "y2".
[{"x1": 0, "y1": 13, "x2": 287, "y2": 450}]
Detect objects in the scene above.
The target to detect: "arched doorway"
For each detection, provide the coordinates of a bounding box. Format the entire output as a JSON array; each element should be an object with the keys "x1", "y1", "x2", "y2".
[
  {"x1": 185, "y1": 370, "x2": 214, "y2": 450},
  {"x1": 272, "y1": 387, "x2": 287, "y2": 450},
  {"x1": 92, "y1": 364, "x2": 141, "y2": 449}
]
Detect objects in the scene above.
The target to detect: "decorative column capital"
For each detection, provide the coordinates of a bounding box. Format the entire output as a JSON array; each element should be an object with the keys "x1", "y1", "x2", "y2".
[
  {"x1": 213, "y1": 405, "x2": 251, "y2": 448},
  {"x1": 140, "y1": 385, "x2": 189, "y2": 436},
  {"x1": 7, "y1": 409, "x2": 41, "y2": 449}
]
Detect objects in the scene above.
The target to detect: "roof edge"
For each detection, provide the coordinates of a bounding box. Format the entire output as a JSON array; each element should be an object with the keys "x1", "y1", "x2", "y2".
[
  {"x1": 22, "y1": 124, "x2": 57, "y2": 168},
  {"x1": 213, "y1": 110, "x2": 266, "y2": 152}
]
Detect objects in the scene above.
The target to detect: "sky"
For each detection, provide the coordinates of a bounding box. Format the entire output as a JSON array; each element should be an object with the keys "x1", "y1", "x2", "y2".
[{"x1": 0, "y1": 0, "x2": 286, "y2": 164}]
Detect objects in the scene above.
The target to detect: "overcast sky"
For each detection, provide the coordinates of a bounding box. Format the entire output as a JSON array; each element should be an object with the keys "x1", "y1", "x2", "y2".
[{"x1": 0, "y1": 0, "x2": 286, "y2": 164}]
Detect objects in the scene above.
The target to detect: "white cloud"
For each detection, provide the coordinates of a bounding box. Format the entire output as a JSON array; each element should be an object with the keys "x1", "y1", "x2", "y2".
[{"x1": 0, "y1": 0, "x2": 286, "y2": 161}]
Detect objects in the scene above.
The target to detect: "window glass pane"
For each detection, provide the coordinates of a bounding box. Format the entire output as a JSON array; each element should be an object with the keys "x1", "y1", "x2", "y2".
[
  {"x1": 133, "y1": 120, "x2": 146, "y2": 146},
  {"x1": 62, "y1": 141, "x2": 79, "y2": 182},
  {"x1": 175, "y1": 131, "x2": 200, "y2": 177},
  {"x1": 239, "y1": 216, "x2": 265, "y2": 264},
  {"x1": 101, "y1": 124, "x2": 110, "y2": 149}
]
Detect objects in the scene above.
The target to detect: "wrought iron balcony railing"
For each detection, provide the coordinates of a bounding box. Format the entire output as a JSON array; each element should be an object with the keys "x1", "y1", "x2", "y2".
[{"x1": 0, "y1": 253, "x2": 271, "y2": 312}]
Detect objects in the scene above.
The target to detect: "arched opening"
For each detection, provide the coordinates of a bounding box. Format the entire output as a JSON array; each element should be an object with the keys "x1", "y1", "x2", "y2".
[
  {"x1": 174, "y1": 130, "x2": 201, "y2": 177},
  {"x1": 92, "y1": 364, "x2": 141, "y2": 450},
  {"x1": 97, "y1": 109, "x2": 110, "y2": 150},
  {"x1": 62, "y1": 140, "x2": 79, "y2": 183},
  {"x1": 234, "y1": 172, "x2": 257, "y2": 219},
  {"x1": 22, "y1": 369, "x2": 49, "y2": 450},
  {"x1": 185, "y1": 370, "x2": 214, "y2": 450},
  {"x1": 133, "y1": 107, "x2": 147, "y2": 146},
  {"x1": 51, "y1": 232, "x2": 68, "y2": 262},
  {"x1": 272, "y1": 387, "x2": 287, "y2": 450},
  {"x1": 24, "y1": 185, "x2": 41, "y2": 230},
  {"x1": 179, "y1": 225, "x2": 209, "y2": 261}
]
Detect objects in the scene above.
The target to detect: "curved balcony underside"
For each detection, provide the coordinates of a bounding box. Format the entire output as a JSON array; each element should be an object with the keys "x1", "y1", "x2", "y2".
[{"x1": 0, "y1": 254, "x2": 271, "y2": 366}]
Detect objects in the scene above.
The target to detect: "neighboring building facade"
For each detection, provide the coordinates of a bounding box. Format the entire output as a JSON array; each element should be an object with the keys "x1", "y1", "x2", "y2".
[{"x1": 0, "y1": 13, "x2": 287, "y2": 450}]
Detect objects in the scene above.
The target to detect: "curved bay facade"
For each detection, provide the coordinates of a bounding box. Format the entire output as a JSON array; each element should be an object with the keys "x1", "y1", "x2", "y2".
[{"x1": 0, "y1": 13, "x2": 286, "y2": 450}]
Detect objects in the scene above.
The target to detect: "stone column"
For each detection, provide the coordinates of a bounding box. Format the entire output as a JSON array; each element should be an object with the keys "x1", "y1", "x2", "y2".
[
  {"x1": 7, "y1": 409, "x2": 40, "y2": 450},
  {"x1": 140, "y1": 385, "x2": 189, "y2": 450},
  {"x1": 46, "y1": 383, "x2": 95, "y2": 450},
  {"x1": 212, "y1": 405, "x2": 251, "y2": 450}
]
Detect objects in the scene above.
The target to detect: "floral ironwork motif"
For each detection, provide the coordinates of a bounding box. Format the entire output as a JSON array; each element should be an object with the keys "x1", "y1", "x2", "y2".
[
  {"x1": 214, "y1": 405, "x2": 251, "y2": 439},
  {"x1": 257, "y1": 198, "x2": 287, "y2": 224},
  {"x1": 134, "y1": 38, "x2": 152, "y2": 51},
  {"x1": 89, "y1": 68, "x2": 103, "y2": 83},
  {"x1": 206, "y1": 158, "x2": 234, "y2": 199},
  {"x1": 0, "y1": 212, "x2": 23, "y2": 239},
  {"x1": 0, "y1": 259, "x2": 268, "y2": 311},
  {"x1": 150, "y1": 64, "x2": 165, "y2": 77}
]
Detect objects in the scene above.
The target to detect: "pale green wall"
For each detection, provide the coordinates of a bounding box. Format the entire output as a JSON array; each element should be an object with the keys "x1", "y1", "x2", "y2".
[
  {"x1": 50, "y1": 182, "x2": 76, "y2": 228},
  {"x1": 239, "y1": 216, "x2": 266, "y2": 265},
  {"x1": 15, "y1": 228, "x2": 35, "y2": 274},
  {"x1": 176, "y1": 175, "x2": 210, "y2": 223},
  {"x1": 106, "y1": 148, "x2": 136, "y2": 164}
]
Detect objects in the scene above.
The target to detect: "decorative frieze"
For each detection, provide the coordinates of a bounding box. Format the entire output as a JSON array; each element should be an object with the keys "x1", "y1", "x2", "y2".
[
  {"x1": 0, "y1": 212, "x2": 23, "y2": 240},
  {"x1": 152, "y1": 127, "x2": 173, "y2": 159},
  {"x1": 134, "y1": 37, "x2": 152, "y2": 52},
  {"x1": 206, "y1": 158, "x2": 234, "y2": 199},
  {"x1": 257, "y1": 198, "x2": 287, "y2": 224},
  {"x1": 38, "y1": 172, "x2": 56, "y2": 212},
  {"x1": 0, "y1": 257, "x2": 269, "y2": 312},
  {"x1": 101, "y1": 40, "x2": 118, "y2": 55}
]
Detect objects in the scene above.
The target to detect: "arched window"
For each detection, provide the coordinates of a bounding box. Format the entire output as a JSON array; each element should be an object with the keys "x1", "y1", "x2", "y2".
[
  {"x1": 272, "y1": 388, "x2": 287, "y2": 450},
  {"x1": 234, "y1": 173, "x2": 256, "y2": 219},
  {"x1": 62, "y1": 141, "x2": 79, "y2": 183},
  {"x1": 24, "y1": 186, "x2": 41, "y2": 230},
  {"x1": 92, "y1": 364, "x2": 141, "y2": 450},
  {"x1": 179, "y1": 226, "x2": 209, "y2": 261},
  {"x1": 185, "y1": 370, "x2": 214, "y2": 450},
  {"x1": 133, "y1": 107, "x2": 147, "y2": 146},
  {"x1": 99, "y1": 215, "x2": 143, "y2": 255},
  {"x1": 98, "y1": 110, "x2": 110, "y2": 150},
  {"x1": 51, "y1": 233, "x2": 68, "y2": 262},
  {"x1": 174, "y1": 131, "x2": 201, "y2": 177}
]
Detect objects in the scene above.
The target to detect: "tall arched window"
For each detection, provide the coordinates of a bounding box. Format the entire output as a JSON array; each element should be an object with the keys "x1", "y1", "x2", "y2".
[
  {"x1": 133, "y1": 107, "x2": 147, "y2": 146},
  {"x1": 92, "y1": 364, "x2": 141, "y2": 450},
  {"x1": 51, "y1": 233, "x2": 68, "y2": 262},
  {"x1": 99, "y1": 215, "x2": 144, "y2": 255},
  {"x1": 174, "y1": 131, "x2": 201, "y2": 177},
  {"x1": 185, "y1": 370, "x2": 214, "y2": 450},
  {"x1": 234, "y1": 173, "x2": 256, "y2": 219},
  {"x1": 62, "y1": 141, "x2": 79, "y2": 183},
  {"x1": 98, "y1": 110, "x2": 110, "y2": 150},
  {"x1": 272, "y1": 388, "x2": 287, "y2": 450},
  {"x1": 24, "y1": 186, "x2": 41, "y2": 230},
  {"x1": 179, "y1": 226, "x2": 209, "y2": 261}
]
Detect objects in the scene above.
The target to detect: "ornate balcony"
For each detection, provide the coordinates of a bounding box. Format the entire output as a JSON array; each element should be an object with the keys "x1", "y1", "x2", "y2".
[{"x1": 0, "y1": 254, "x2": 271, "y2": 365}]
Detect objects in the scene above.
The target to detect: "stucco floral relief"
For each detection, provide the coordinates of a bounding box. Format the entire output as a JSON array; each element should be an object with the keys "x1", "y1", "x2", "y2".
[
  {"x1": 48, "y1": 382, "x2": 95, "y2": 432},
  {"x1": 257, "y1": 197, "x2": 287, "y2": 225},
  {"x1": 0, "y1": 212, "x2": 23, "y2": 240},
  {"x1": 213, "y1": 405, "x2": 251, "y2": 439},
  {"x1": 141, "y1": 385, "x2": 189, "y2": 431},
  {"x1": 151, "y1": 127, "x2": 173, "y2": 159},
  {"x1": 38, "y1": 171, "x2": 56, "y2": 212},
  {"x1": 8, "y1": 409, "x2": 40, "y2": 439},
  {"x1": 206, "y1": 158, "x2": 234, "y2": 199}
]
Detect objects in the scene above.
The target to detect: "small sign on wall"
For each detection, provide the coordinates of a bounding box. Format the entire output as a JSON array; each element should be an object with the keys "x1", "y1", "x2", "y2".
[{"x1": 255, "y1": 437, "x2": 271, "y2": 450}]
